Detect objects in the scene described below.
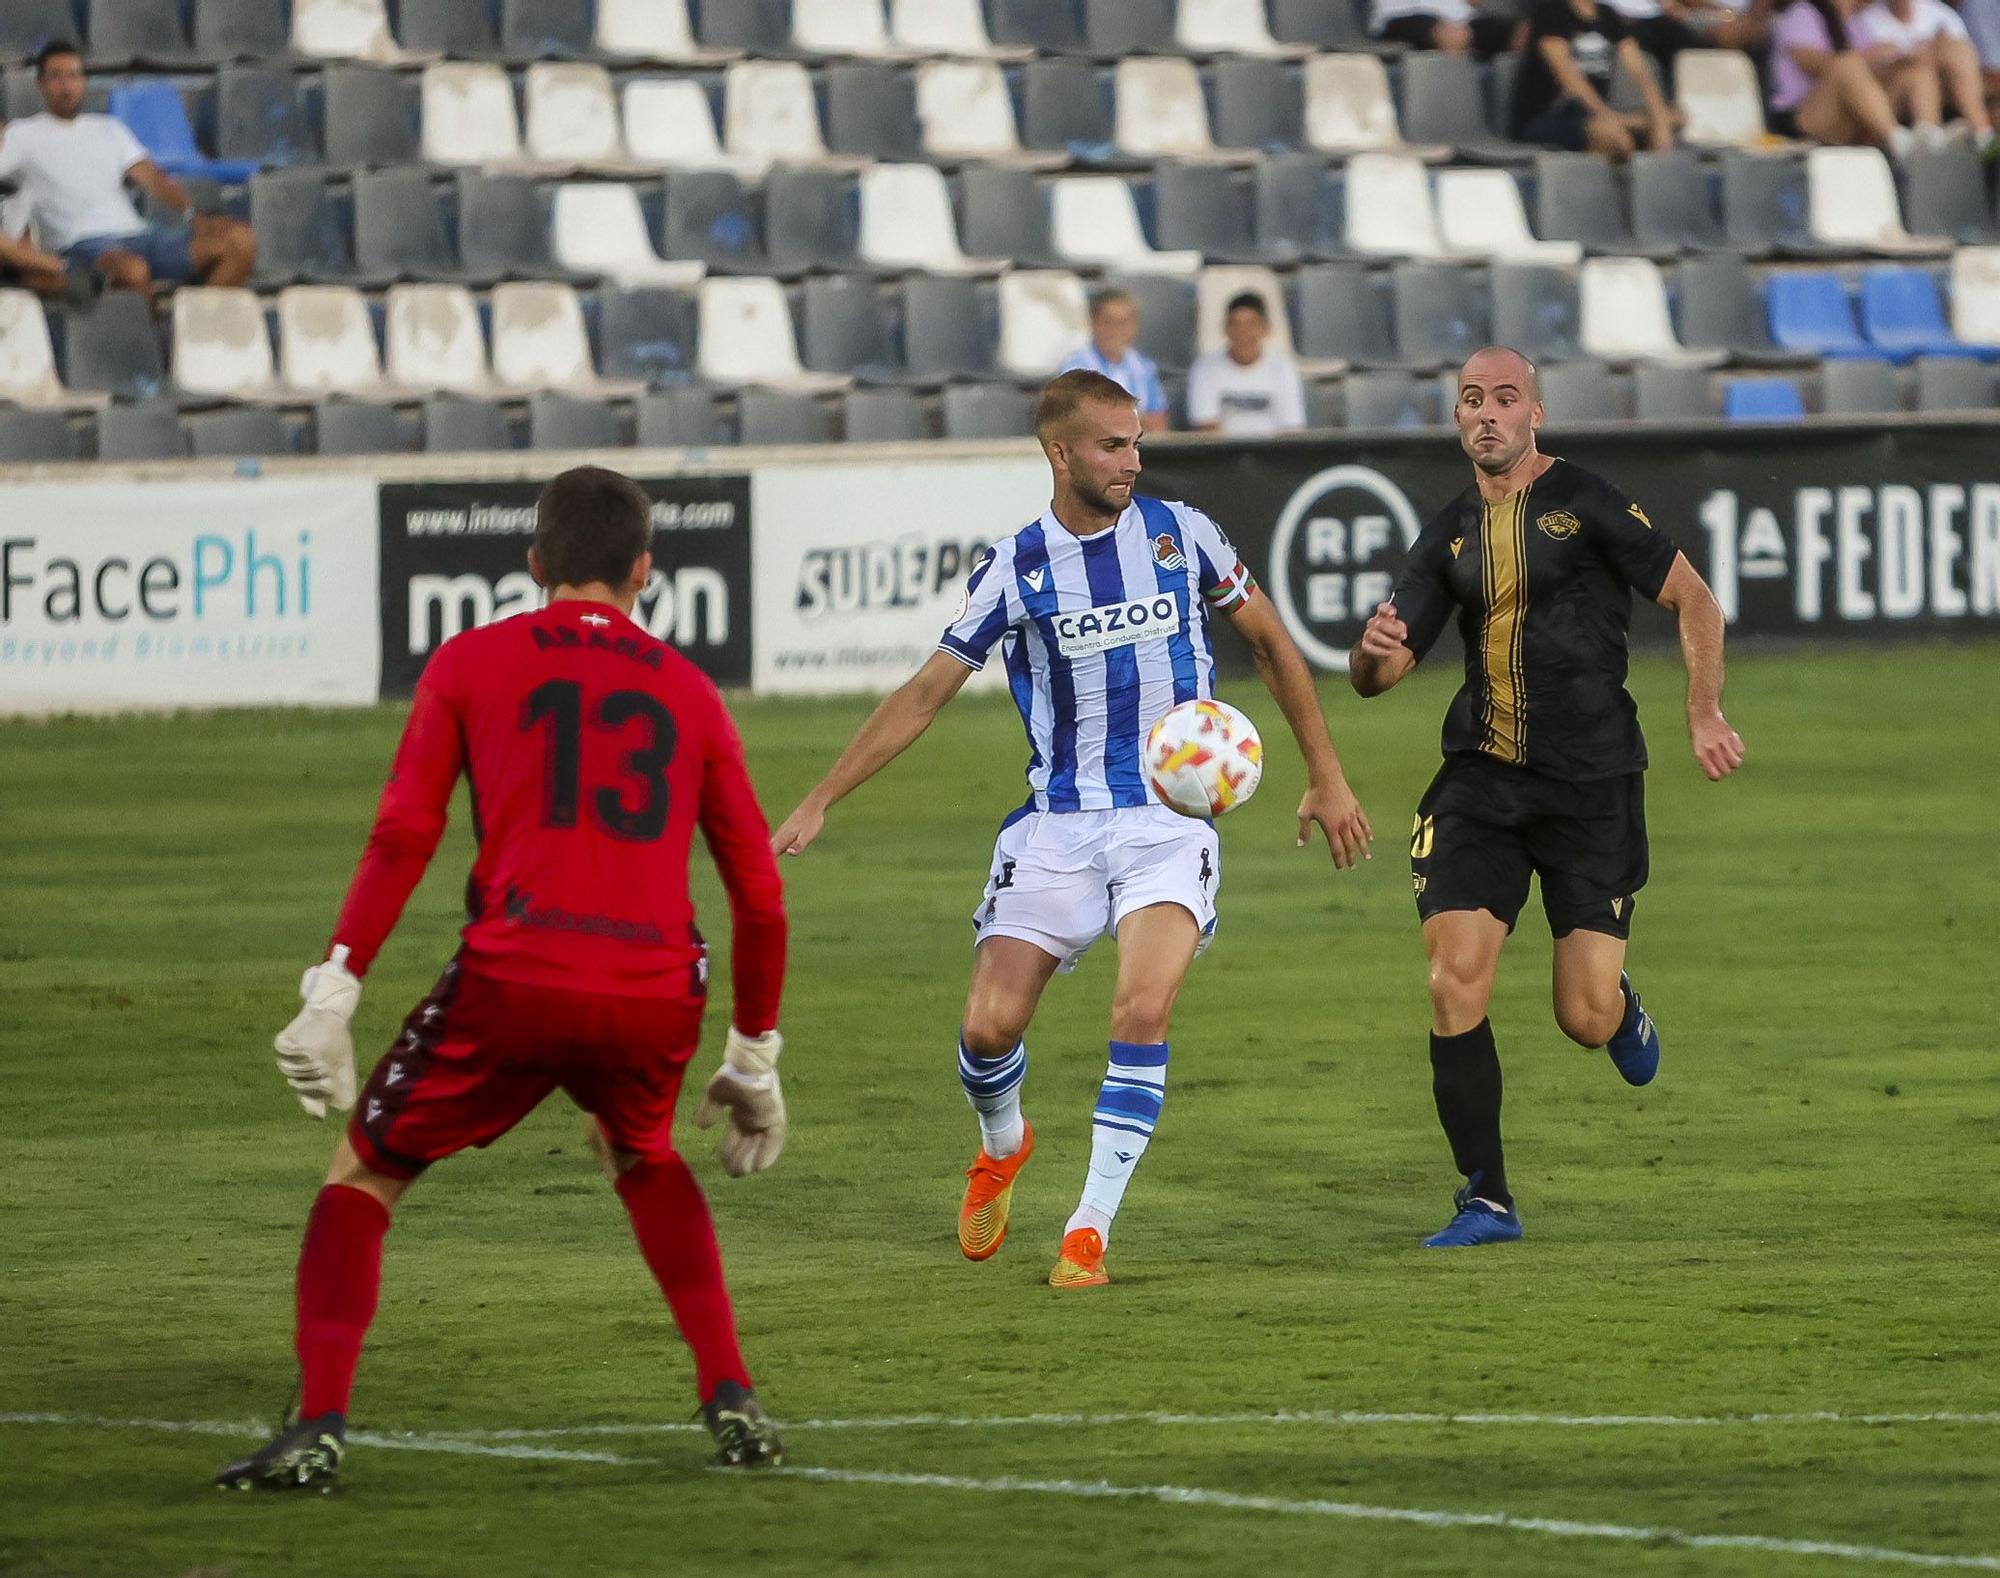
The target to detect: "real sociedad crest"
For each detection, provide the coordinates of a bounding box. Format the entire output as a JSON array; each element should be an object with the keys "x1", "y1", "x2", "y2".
[{"x1": 1152, "y1": 533, "x2": 1187, "y2": 571}]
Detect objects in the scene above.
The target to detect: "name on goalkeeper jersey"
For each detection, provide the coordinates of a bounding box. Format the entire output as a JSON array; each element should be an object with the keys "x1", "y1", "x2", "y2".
[{"x1": 1052, "y1": 593, "x2": 1180, "y2": 658}]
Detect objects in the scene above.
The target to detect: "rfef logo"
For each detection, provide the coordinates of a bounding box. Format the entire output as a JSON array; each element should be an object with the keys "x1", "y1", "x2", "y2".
[{"x1": 1268, "y1": 466, "x2": 1422, "y2": 671}]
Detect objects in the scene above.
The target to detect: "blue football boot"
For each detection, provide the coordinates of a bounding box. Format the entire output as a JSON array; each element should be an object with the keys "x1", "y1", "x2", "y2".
[
  {"x1": 1605, "y1": 972, "x2": 1660, "y2": 1087},
  {"x1": 1423, "y1": 1183, "x2": 1523, "y2": 1248}
]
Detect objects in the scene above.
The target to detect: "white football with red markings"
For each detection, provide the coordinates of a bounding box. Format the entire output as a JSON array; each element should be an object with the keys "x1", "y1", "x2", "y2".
[{"x1": 1144, "y1": 699, "x2": 1264, "y2": 820}]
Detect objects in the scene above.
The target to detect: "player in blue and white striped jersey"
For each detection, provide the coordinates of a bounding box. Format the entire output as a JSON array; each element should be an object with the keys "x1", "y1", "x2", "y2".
[
  {"x1": 1056, "y1": 289, "x2": 1169, "y2": 434},
  {"x1": 771, "y1": 370, "x2": 1374, "y2": 1289}
]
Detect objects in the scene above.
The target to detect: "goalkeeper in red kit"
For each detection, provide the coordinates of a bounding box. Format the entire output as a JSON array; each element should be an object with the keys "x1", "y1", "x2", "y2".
[{"x1": 215, "y1": 467, "x2": 790, "y2": 1491}]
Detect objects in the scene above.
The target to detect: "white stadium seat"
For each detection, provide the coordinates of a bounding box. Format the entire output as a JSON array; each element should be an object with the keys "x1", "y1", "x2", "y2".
[
  {"x1": 385, "y1": 283, "x2": 498, "y2": 394},
  {"x1": 291, "y1": 0, "x2": 422, "y2": 61},
  {"x1": 997, "y1": 269, "x2": 1091, "y2": 376},
  {"x1": 596, "y1": 0, "x2": 740, "y2": 61},
  {"x1": 698, "y1": 276, "x2": 851, "y2": 391},
  {"x1": 915, "y1": 60, "x2": 1064, "y2": 167},
  {"x1": 277, "y1": 285, "x2": 403, "y2": 398},
  {"x1": 524, "y1": 63, "x2": 641, "y2": 172},
  {"x1": 491, "y1": 282, "x2": 643, "y2": 396},
  {"x1": 859, "y1": 164, "x2": 1006, "y2": 273},
  {"x1": 1114, "y1": 57, "x2": 1251, "y2": 162},
  {"x1": 1344, "y1": 152, "x2": 1446, "y2": 258},
  {"x1": 1807, "y1": 146, "x2": 1951, "y2": 255},
  {"x1": 171, "y1": 286, "x2": 285, "y2": 401},
  {"x1": 0, "y1": 288, "x2": 105, "y2": 409},
  {"x1": 1176, "y1": 0, "x2": 1312, "y2": 56},
  {"x1": 724, "y1": 60, "x2": 852, "y2": 174},
  {"x1": 793, "y1": 0, "x2": 913, "y2": 57},
  {"x1": 891, "y1": 0, "x2": 1033, "y2": 58},
  {"x1": 421, "y1": 62, "x2": 522, "y2": 167},
  {"x1": 1579, "y1": 258, "x2": 1727, "y2": 365},
  {"x1": 1950, "y1": 246, "x2": 2000, "y2": 344},
  {"x1": 1437, "y1": 168, "x2": 1582, "y2": 263},
  {"x1": 1675, "y1": 49, "x2": 1768, "y2": 149},
  {"x1": 551, "y1": 183, "x2": 705, "y2": 288},
  {"x1": 1304, "y1": 55, "x2": 1444, "y2": 158},
  {"x1": 1196, "y1": 265, "x2": 1296, "y2": 356},
  {"x1": 623, "y1": 79, "x2": 750, "y2": 171},
  {"x1": 1051, "y1": 175, "x2": 1203, "y2": 274}
]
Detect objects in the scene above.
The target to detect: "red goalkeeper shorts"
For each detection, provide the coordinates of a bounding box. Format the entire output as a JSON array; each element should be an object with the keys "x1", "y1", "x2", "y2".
[{"x1": 347, "y1": 959, "x2": 705, "y2": 1180}]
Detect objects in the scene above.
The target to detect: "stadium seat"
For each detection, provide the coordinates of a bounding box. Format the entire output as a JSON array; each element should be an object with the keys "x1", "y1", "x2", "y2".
[
  {"x1": 186, "y1": 405, "x2": 289, "y2": 457},
  {"x1": 1051, "y1": 176, "x2": 1203, "y2": 275},
  {"x1": 1391, "y1": 262, "x2": 1489, "y2": 370},
  {"x1": 1178, "y1": 0, "x2": 1315, "y2": 55},
  {"x1": 739, "y1": 388, "x2": 837, "y2": 444},
  {"x1": 1859, "y1": 268, "x2": 1987, "y2": 362},
  {"x1": 1674, "y1": 49, "x2": 1767, "y2": 150},
  {"x1": 1342, "y1": 370, "x2": 1441, "y2": 429},
  {"x1": 1722, "y1": 153, "x2": 1827, "y2": 258},
  {"x1": 277, "y1": 284, "x2": 400, "y2": 397},
  {"x1": 765, "y1": 167, "x2": 862, "y2": 273},
  {"x1": 1491, "y1": 263, "x2": 1582, "y2": 362},
  {"x1": 698, "y1": 276, "x2": 851, "y2": 391},
  {"x1": 845, "y1": 386, "x2": 929, "y2": 442},
  {"x1": 1678, "y1": 254, "x2": 1802, "y2": 364},
  {"x1": 1195, "y1": 265, "x2": 1295, "y2": 356},
  {"x1": 400, "y1": 0, "x2": 503, "y2": 58},
  {"x1": 1305, "y1": 55, "x2": 1438, "y2": 157},
  {"x1": 1083, "y1": 0, "x2": 1177, "y2": 54},
  {"x1": 1269, "y1": 0, "x2": 1374, "y2": 49},
  {"x1": 460, "y1": 172, "x2": 584, "y2": 284},
  {"x1": 172, "y1": 286, "x2": 285, "y2": 401},
  {"x1": 1807, "y1": 147, "x2": 1950, "y2": 257},
  {"x1": 997, "y1": 269, "x2": 1090, "y2": 376},
  {"x1": 904, "y1": 273, "x2": 1000, "y2": 379},
  {"x1": 944, "y1": 382, "x2": 1036, "y2": 438},
  {"x1": 1723, "y1": 376, "x2": 1805, "y2": 421},
  {"x1": 108, "y1": 81, "x2": 259, "y2": 184},
  {"x1": 962, "y1": 165, "x2": 1062, "y2": 266},
  {"x1": 1536, "y1": 154, "x2": 1650, "y2": 257},
  {"x1": 353, "y1": 167, "x2": 459, "y2": 282},
  {"x1": 63, "y1": 291, "x2": 170, "y2": 400},
  {"x1": 0, "y1": 406, "x2": 82, "y2": 462},
  {"x1": 322, "y1": 64, "x2": 421, "y2": 169},
  {"x1": 1297, "y1": 261, "x2": 1398, "y2": 368},
  {"x1": 1399, "y1": 53, "x2": 1532, "y2": 163},
  {"x1": 1821, "y1": 357, "x2": 1902, "y2": 415},
  {"x1": 891, "y1": 0, "x2": 1034, "y2": 57},
  {"x1": 552, "y1": 183, "x2": 705, "y2": 288},
  {"x1": 827, "y1": 63, "x2": 922, "y2": 162},
  {"x1": 1023, "y1": 58, "x2": 1117, "y2": 159},
  {"x1": 725, "y1": 61, "x2": 850, "y2": 175},
  {"x1": 385, "y1": 283, "x2": 498, "y2": 394},
  {"x1": 1538, "y1": 360, "x2": 1623, "y2": 424},
  {"x1": 492, "y1": 281, "x2": 642, "y2": 396},
  {"x1": 859, "y1": 164, "x2": 1003, "y2": 274},
  {"x1": 0, "y1": 290, "x2": 106, "y2": 409},
  {"x1": 1914, "y1": 356, "x2": 1994, "y2": 410},
  {"x1": 528, "y1": 392, "x2": 626, "y2": 450},
  {"x1": 1903, "y1": 142, "x2": 2000, "y2": 246},
  {"x1": 422, "y1": 63, "x2": 524, "y2": 167},
  {"x1": 89, "y1": 0, "x2": 204, "y2": 69},
  {"x1": 1115, "y1": 58, "x2": 1252, "y2": 162},
  {"x1": 1633, "y1": 361, "x2": 1714, "y2": 420},
  {"x1": 423, "y1": 394, "x2": 515, "y2": 451},
  {"x1": 1107, "y1": 271, "x2": 1199, "y2": 374},
  {"x1": 700, "y1": 0, "x2": 793, "y2": 53},
  {"x1": 1155, "y1": 162, "x2": 1267, "y2": 265},
  {"x1": 194, "y1": 0, "x2": 291, "y2": 62},
  {"x1": 1437, "y1": 168, "x2": 1581, "y2": 264},
  {"x1": 991, "y1": 0, "x2": 1091, "y2": 53},
  {"x1": 635, "y1": 386, "x2": 724, "y2": 446},
  {"x1": 1580, "y1": 257, "x2": 1726, "y2": 365},
  {"x1": 1213, "y1": 57, "x2": 1304, "y2": 152},
  {"x1": 1630, "y1": 150, "x2": 1730, "y2": 255},
  {"x1": 801, "y1": 273, "x2": 902, "y2": 378},
  {"x1": 1344, "y1": 153, "x2": 1446, "y2": 258},
  {"x1": 915, "y1": 61, "x2": 1064, "y2": 168},
  {"x1": 0, "y1": 0, "x2": 71, "y2": 61},
  {"x1": 626, "y1": 80, "x2": 749, "y2": 172},
  {"x1": 315, "y1": 398, "x2": 406, "y2": 455},
  {"x1": 597, "y1": 0, "x2": 740, "y2": 62},
  {"x1": 97, "y1": 399, "x2": 189, "y2": 459},
  {"x1": 249, "y1": 169, "x2": 356, "y2": 287},
  {"x1": 663, "y1": 170, "x2": 769, "y2": 272},
  {"x1": 598, "y1": 284, "x2": 699, "y2": 386},
  {"x1": 526, "y1": 63, "x2": 641, "y2": 171},
  {"x1": 292, "y1": 0, "x2": 417, "y2": 62},
  {"x1": 1950, "y1": 246, "x2": 2000, "y2": 345},
  {"x1": 1766, "y1": 272, "x2": 1875, "y2": 358},
  {"x1": 792, "y1": 0, "x2": 912, "y2": 57},
  {"x1": 1254, "y1": 152, "x2": 1343, "y2": 262},
  {"x1": 502, "y1": 0, "x2": 593, "y2": 60}
]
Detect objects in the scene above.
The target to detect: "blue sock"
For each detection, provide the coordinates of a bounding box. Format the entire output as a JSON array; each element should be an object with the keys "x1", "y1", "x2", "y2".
[
  {"x1": 1066, "y1": 1040, "x2": 1169, "y2": 1247},
  {"x1": 958, "y1": 1036, "x2": 1026, "y2": 1158}
]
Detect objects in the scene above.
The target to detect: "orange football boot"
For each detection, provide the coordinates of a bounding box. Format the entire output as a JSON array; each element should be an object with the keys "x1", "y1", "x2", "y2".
[
  {"x1": 958, "y1": 1121, "x2": 1035, "y2": 1260},
  {"x1": 1048, "y1": 1226, "x2": 1109, "y2": 1288}
]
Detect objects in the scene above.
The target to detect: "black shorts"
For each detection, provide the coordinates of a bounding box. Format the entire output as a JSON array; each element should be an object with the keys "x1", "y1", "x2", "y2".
[{"x1": 1409, "y1": 753, "x2": 1647, "y2": 939}]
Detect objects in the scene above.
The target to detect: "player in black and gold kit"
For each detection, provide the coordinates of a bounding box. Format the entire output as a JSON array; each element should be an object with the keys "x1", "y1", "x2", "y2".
[{"x1": 1350, "y1": 346, "x2": 1745, "y2": 1248}]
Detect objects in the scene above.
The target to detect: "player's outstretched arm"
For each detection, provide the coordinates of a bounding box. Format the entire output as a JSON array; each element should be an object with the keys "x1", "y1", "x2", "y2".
[
  {"x1": 1654, "y1": 552, "x2": 1746, "y2": 782},
  {"x1": 1348, "y1": 602, "x2": 1418, "y2": 697},
  {"x1": 1228, "y1": 592, "x2": 1373, "y2": 870},
  {"x1": 770, "y1": 650, "x2": 974, "y2": 856}
]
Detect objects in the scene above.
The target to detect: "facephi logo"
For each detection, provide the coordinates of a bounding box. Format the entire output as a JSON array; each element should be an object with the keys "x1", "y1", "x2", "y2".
[
  {"x1": 1268, "y1": 466, "x2": 1422, "y2": 671},
  {"x1": 406, "y1": 567, "x2": 728, "y2": 655}
]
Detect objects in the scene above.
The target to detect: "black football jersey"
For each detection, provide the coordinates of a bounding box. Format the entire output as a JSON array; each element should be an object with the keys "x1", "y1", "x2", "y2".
[{"x1": 1390, "y1": 457, "x2": 1680, "y2": 781}]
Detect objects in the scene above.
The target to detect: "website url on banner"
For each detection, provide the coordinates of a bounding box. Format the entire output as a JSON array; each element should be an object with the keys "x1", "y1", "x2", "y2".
[
  {"x1": 771, "y1": 645, "x2": 932, "y2": 670},
  {"x1": 406, "y1": 502, "x2": 737, "y2": 539},
  {"x1": 1, "y1": 633, "x2": 313, "y2": 666}
]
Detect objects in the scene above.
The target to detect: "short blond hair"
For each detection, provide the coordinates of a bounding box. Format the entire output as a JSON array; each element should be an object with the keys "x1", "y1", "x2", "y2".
[{"x1": 1034, "y1": 368, "x2": 1136, "y2": 440}]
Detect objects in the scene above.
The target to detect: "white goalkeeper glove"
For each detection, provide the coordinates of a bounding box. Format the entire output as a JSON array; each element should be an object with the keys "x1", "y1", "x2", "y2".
[
  {"x1": 694, "y1": 1027, "x2": 786, "y2": 1177},
  {"x1": 274, "y1": 945, "x2": 360, "y2": 1121}
]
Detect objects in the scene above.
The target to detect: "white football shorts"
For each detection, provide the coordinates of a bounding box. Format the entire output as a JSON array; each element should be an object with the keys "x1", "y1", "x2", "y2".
[{"x1": 971, "y1": 805, "x2": 1221, "y2": 972}]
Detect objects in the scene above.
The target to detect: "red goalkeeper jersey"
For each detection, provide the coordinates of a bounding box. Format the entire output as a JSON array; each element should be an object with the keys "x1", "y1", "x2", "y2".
[{"x1": 329, "y1": 600, "x2": 786, "y2": 1031}]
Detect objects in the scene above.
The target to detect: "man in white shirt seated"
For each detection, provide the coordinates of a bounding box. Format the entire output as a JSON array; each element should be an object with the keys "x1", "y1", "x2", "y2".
[
  {"x1": 1057, "y1": 289, "x2": 1170, "y2": 433},
  {"x1": 1185, "y1": 292, "x2": 1308, "y2": 439},
  {"x1": 1372, "y1": 0, "x2": 1523, "y2": 55},
  {"x1": 0, "y1": 43, "x2": 256, "y2": 302},
  {"x1": 1850, "y1": 0, "x2": 1996, "y2": 149}
]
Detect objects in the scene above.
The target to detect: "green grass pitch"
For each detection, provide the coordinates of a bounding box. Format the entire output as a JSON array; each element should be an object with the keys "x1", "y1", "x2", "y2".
[{"x1": 3, "y1": 641, "x2": 1997, "y2": 1577}]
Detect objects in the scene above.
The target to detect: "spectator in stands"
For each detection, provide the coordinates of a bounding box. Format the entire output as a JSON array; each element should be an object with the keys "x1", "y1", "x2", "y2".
[
  {"x1": 1186, "y1": 292, "x2": 1306, "y2": 438},
  {"x1": 0, "y1": 178, "x2": 79, "y2": 300},
  {"x1": 1371, "y1": 0, "x2": 1523, "y2": 56},
  {"x1": 1512, "y1": 0, "x2": 1680, "y2": 158},
  {"x1": 1849, "y1": 0, "x2": 1998, "y2": 150},
  {"x1": 1769, "y1": 0, "x2": 1914, "y2": 150},
  {"x1": 1947, "y1": 0, "x2": 2000, "y2": 116},
  {"x1": 0, "y1": 44, "x2": 256, "y2": 304},
  {"x1": 1598, "y1": 0, "x2": 1705, "y2": 72},
  {"x1": 1059, "y1": 289, "x2": 1169, "y2": 434},
  {"x1": 1676, "y1": 0, "x2": 1776, "y2": 51}
]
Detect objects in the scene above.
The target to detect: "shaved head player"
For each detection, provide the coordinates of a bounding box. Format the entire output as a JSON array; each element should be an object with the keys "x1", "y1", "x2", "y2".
[{"x1": 1350, "y1": 347, "x2": 1745, "y2": 1248}]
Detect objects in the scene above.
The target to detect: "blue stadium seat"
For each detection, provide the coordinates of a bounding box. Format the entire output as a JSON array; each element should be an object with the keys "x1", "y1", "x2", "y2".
[
  {"x1": 1723, "y1": 377, "x2": 1806, "y2": 422},
  {"x1": 1766, "y1": 273, "x2": 1874, "y2": 359},
  {"x1": 109, "y1": 80, "x2": 259, "y2": 184},
  {"x1": 1859, "y1": 268, "x2": 1995, "y2": 364}
]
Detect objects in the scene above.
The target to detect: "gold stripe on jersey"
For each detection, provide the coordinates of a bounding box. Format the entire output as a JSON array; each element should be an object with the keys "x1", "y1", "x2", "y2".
[{"x1": 1477, "y1": 487, "x2": 1528, "y2": 764}]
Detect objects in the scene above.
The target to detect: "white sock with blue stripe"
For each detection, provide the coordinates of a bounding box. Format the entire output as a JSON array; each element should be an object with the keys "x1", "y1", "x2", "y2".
[
  {"x1": 1065, "y1": 1040, "x2": 1168, "y2": 1248},
  {"x1": 958, "y1": 1036, "x2": 1027, "y2": 1159}
]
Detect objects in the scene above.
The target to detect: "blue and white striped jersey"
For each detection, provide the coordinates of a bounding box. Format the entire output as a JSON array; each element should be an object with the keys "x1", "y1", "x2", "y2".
[
  {"x1": 937, "y1": 497, "x2": 1257, "y2": 813},
  {"x1": 1056, "y1": 343, "x2": 1168, "y2": 415}
]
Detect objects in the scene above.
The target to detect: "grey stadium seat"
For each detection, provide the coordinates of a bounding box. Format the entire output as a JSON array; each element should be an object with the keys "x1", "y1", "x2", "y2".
[
  {"x1": 764, "y1": 168, "x2": 860, "y2": 274},
  {"x1": 186, "y1": 407, "x2": 289, "y2": 458},
  {"x1": 354, "y1": 168, "x2": 460, "y2": 282},
  {"x1": 1342, "y1": 371, "x2": 1442, "y2": 429},
  {"x1": 1537, "y1": 360, "x2": 1622, "y2": 424},
  {"x1": 961, "y1": 166, "x2": 1059, "y2": 268},
  {"x1": 315, "y1": 400, "x2": 407, "y2": 455},
  {"x1": 844, "y1": 387, "x2": 929, "y2": 442},
  {"x1": 664, "y1": 171, "x2": 769, "y2": 273},
  {"x1": 991, "y1": 0, "x2": 1091, "y2": 54},
  {"x1": 1155, "y1": 162, "x2": 1266, "y2": 265},
  {"x1": 530, "y1": 393, "x2": 627, "y2": 450},
  {"x1": 944, "y1": 383, "x2": 1035, "y2": 439},
  {"x1": 1903, "y1": 144, "x2": 2000, "y2": 246},
  {"x1": 0, "y1": 0, "x2": 77, "y2": 62},
  {"x1": 1630, "y1": 150, "x2": 1729, "y2": 255},
  {"x1": 459, "y1": 173, "x2": 582, "y2": 283},
  {"x1": 801, "y1": 274, "x2": 903, "y2": 380},
  {"x1": 1535, "y1": 154, "x2": 1648, "y2": 256},
  {"x1": 1722, "y1": 153, "x2": 1827, "y2": 258},
  {"x1": 216, "y1": 66, "x2": 316, "y2": 168},
  {"x1": 1491, "y1": 263, "x2": 1582, "y2": 362},
  {"x1": 1085, "y1": 0, "x2": 1178, "y2": 53},
  {"x1": 1392, "y1": 263, "x2": 1490, "y2": 371},
  {"x1": 1023, "y1": 59, "x2": 1115, "y2": 157},
  {"x1": 0, "y1": 407, "x2": 82, "y2": 463},
  {"x1": 1915, "y1": 356, "x2": 1994, "y2": 411},
  {"x1": 903, "y1": 274, "x2": 999, "y2": 380},
  {"x1": 194, "y1": 0, "x2": 291, "y2": 62},
  {"x1": 1633, "y1": 361, "x2": 1714, "y2": 420},
  {"x1": 96, "y1": 399, "x2": 189, "y2": 460},
  {"x1": 635, "y1": 387, "x2": 724, "y2": 447},
  {"x1": 424, "y1": 395, "x2": 515, "y2": 452},
  {"x1": 1106, "y1": 271, "x2": 1197, "y2": 375},
  {"x1": 1677, "y1": 254, "x2": 1802, "y2": 364},
  {"x1": 599, "y1": 285, "x2": 699, "y2": 385},
  {"x1": 1269, "y1": 0, "x2": 1373, "y2": 50},
  {"x1": 90, "y1": 0, "x2": 205, "y2": 68},
  {"x1": 502, "y1": 0, "x2": 594, "y2": 60},
  {"x1": 64, "y1": 293, "x2": 170, "y2": 400},
  {"x1": 250, "y1": 168, "x2": 357, "y2": 287},
  {"x1": 400, "y1": 0, "x2": 504, "y2": 56},
  {"x1": 1214, "y1": 58, "x2": 1304, "y2": 153},
  {"x1": 1400, "y1": 54, "x2": 1533, "y2": 163},
  {"x1": 1256, "y1": 153, "x2": 1343, "y2": 264},
  {"x1": 700, "y1": 0, "x2": 791, "y2": 52},
  {"x1": 739, "y1": 389, "x2": 836, "y2": 445},
  {"x1": 826, "y1": 63, "x2": 921, "y2": 162},
  {"x1": 1297, "y1": 262, "x2": 1398, "y2": 368},
  {"x1": 1821, "y1": 358, "x2": 1901, "y2": 416},
  {"x1": 323, "y1": 65, "x2": 421, "y2": 170}
]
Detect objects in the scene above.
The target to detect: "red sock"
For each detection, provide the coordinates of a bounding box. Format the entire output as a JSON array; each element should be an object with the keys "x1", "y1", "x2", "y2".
[
  {"x1": 294, "y1": 1183, "x2": 390, "y2": 1419},
  {"x1": 615, "y1": 1156, "x2": 750, "y2": 1402}
]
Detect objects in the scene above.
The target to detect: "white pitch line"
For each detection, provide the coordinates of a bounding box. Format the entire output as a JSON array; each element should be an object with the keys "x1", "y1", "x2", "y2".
[
  {"x1": 775, "y1": 1465, "x2": 2000, "y2": 1572},
  {"x1": 0, "y1": 1412, "x2": 637, "y2": 1466}
]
